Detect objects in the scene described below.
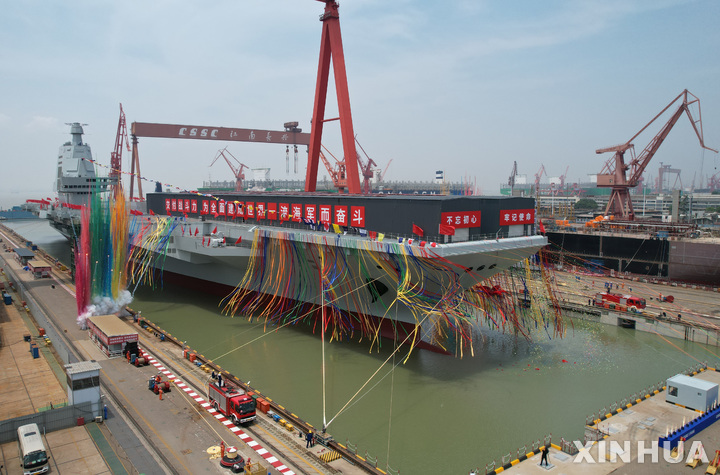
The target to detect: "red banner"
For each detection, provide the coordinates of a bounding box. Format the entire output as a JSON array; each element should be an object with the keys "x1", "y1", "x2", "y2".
[
  {"x1": 334, "y1": 206, "x2": 348, "y2": 226},
  {"x1": 440, "y1": 211, "x2": 481, "y2": 228},
  {"x1": 499, "y1": 209, "x2": 534, "y2": 225}
]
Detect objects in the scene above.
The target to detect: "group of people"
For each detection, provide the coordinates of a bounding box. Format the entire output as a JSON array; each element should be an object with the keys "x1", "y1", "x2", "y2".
[{"x1": 211, "y1": 370, "x2": 224, "y2": 387}]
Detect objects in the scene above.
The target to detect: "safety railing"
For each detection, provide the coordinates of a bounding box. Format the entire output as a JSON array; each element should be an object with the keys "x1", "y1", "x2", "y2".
[{"x1": 483, "y1": 433, "x2": 551, "y2": 474}]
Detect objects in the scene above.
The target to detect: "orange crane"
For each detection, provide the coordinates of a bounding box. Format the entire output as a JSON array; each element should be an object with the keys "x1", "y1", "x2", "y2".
[
  {"x1": 596, "y1": 89, "x2": 717, "y2": 220},
  {"x1": 110, "y1": 103, "x2": 130, "y2": 187},
  {"x1": 354, "y1": 137, "x2": 376, "y2": 194},
  {"x1": 210, "y1": 147, "x2": 249, "y2": 192},
  {"x1": 319, "y1": 146, "x2": 347, "y2": 191}
]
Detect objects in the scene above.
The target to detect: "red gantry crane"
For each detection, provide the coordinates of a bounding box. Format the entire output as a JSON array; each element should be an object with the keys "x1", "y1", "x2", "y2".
[
  {"x1": 596, "y1": 89, "x2": 717, "y2": 220},
  {"x1": 305, "y1": 0, "x2": 361, "y2": 194},
  {"x1": 210, "y1": 147, "x2": 249, "y2": 192},
  {"x1": 110, "y1": 103, "x2": 131, "y2": 187}
]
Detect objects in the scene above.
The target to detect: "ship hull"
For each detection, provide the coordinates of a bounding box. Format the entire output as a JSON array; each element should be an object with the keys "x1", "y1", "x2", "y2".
[{"x1": 132, "y1": 218, "x2": 547, "y2": 351}]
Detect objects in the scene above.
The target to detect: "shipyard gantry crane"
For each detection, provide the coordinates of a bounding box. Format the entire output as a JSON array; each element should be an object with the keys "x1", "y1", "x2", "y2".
[
  {"x1": 305, "y1": 0, "x2": 361, "y2": 194},
  {"x1": 656, "y1": 162, "x2": 682, "y2": 192},
  {"x1": 596, "y1": 89, "x2": 718, "y2": 220},
  {"x1": 110, "y1": 103, "x2": 130, "y2": 188},
  {"x1": 210, "y1": 147, "x2": 249, "y2": 192}
]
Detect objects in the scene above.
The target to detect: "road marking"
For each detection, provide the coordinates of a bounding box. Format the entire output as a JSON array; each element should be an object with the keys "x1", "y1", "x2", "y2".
[{"x1": 145, "y1": 354, "x2": 297, "y2": 475}]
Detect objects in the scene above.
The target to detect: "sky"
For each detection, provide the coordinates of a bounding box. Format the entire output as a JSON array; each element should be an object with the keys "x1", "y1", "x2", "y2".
[{"x1": 1, "y1": 0, "x2": 719, "y2": 208}]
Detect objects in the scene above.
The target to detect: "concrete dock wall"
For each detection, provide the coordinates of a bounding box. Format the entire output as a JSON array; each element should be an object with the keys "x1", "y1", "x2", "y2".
[{"x1": 566, "y1": 305, "x2": 720, "y2": 347}]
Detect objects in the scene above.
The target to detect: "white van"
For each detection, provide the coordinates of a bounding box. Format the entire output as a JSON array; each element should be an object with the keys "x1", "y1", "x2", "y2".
[{"x1": 17, "y1": 423, "x2": 49, "y2": 474}]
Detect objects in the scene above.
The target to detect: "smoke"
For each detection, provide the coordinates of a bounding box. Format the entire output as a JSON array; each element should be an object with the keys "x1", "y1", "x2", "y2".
[{"x1": 76, "y1": 290, "x2": 134, "y2": 329}]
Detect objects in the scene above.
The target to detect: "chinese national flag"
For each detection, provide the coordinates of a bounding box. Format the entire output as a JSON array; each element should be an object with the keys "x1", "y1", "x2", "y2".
[
  {"x1": 412, "y1": 224, "x2": 424, "y2": 237},
  {"x1": 202, "y1": 237, "x2": 205, "y2": 245},
  {"x1": 149, "y1": 209, "x2": 155, "y2": 215},
  {"x1": 235, "y1": 236, "x2": 242, "y2": 245},
  {"x1": 212, "y1": 226, "x2": 218, "y2": 234},
  {"x1": 439, "y1": 224, "x2": 455, "y2": 235},
  {"x1": 538, "y1": 221, "x2": 546, "y2": 234},
  {"x1": 194, "y1": 227, "x2": 199, "y2": 236}
]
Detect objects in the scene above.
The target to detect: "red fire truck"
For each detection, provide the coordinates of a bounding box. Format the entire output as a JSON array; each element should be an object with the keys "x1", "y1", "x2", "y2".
[
  {"x1": 594, "y1": 292, "x2": 647, "y2": 311},
  {"x1": 208, "y1": 381, "x2": 256, "y2": 424}
]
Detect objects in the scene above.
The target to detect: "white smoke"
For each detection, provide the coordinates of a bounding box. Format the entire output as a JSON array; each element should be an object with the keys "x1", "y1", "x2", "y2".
[{"x1": 76, "y1": 290, "x2": 134, "y2": 329}]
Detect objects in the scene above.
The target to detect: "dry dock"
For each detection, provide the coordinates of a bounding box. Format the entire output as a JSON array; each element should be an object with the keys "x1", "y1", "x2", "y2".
[{"x1": 1, "y1": 223, "x2": 370, "y2": 475}]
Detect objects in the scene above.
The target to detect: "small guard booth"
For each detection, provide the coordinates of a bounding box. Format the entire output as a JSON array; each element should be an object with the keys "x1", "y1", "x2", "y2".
[
  {"x1": 666, "y1": 374, "x2": 719, "y2": 412},
  {"x1": 65, "y1": 360, "x2": 102, "y2": 418},
  {"x1": 87, "y1": 315, "x2": 138, "y2": 358}
]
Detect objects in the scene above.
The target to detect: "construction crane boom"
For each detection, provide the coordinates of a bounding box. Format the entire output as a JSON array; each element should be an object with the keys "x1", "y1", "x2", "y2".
[
  {"x1": 379, "y1": 159, "x2": 393, "y2": 182},
  {"x1": 210, "y1": 147, "x2": 249, "y2": 192},
  {"x1": 110, "y1": 103, "x2": 130, "y2": 185},
  {"x1": 596, "y1": 89, "x2": 718, "y2": 219},
  {"x1": 534, "y1": 164, "x2": 546, "y2": 192}
]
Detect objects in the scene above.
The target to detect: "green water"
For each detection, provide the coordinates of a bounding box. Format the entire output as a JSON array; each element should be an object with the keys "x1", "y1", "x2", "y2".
[
  {"x1": 6, "y1": 220, "x2": 720, "y2": 473},
  {"x1": 131, "y1": 282, "x2": 720, "y2": 474}
]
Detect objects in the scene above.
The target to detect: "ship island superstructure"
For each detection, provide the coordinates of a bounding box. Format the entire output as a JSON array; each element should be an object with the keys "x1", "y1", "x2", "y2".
[{"x1": 47, "y1": 122, "x2": 116, "y2": 240}]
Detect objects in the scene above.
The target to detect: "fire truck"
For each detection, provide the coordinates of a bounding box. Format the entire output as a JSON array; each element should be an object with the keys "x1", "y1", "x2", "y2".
[
  {"x1": 594, "y1": 292, "x2": 646, "y2": 311},
  {"x1": 208, "y1": 380, "x2": 256, "y2": 424}
]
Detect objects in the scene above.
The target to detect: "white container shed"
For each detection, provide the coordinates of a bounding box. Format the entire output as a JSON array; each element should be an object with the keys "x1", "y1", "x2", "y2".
[{"x1": 666, "y1": 374, "x2": 718, "y2": 411}]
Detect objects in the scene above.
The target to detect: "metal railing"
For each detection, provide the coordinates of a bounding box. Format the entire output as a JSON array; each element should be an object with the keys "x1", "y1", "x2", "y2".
[{"x1": 0, "y1": 401, "x2": 95, "y2": 443}]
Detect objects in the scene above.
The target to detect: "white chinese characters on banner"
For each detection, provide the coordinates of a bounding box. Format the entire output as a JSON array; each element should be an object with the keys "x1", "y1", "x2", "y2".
[
  {"x1": 440, "y1": 211, "x2": 481, "y2": 229},
  {"x1": 499, "y1": 209, "x2": 535, "y2": 225}
]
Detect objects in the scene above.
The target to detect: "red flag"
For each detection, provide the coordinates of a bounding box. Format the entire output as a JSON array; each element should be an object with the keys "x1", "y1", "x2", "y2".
[
  {"x1": 439, "y1": 224, "x2": 455, "y2": 235},
  {"x1": 235, "y1": 236, "x2": 242, "y2": 245},
  {"x1": 212, "y1": 226, "x2": 218, "y2": 234},
  {"x1": 194, "y1": 227, "x2": 199, "y2": 236},
  {"x1": 538, "y1": 221, "x2": 546, "y2": 234},
  {"x1": 149, "y1": 209, "x2": 155, "y2": 215},
  {"x1": 412, "y1": 224, "x2": 424, "y2": 237},
  {"x1": 368, "y1": 231, "x2": 377, "y2": 240},
  {"x1": 202, "y1": 237, "x2": 205, "y2": 245}
]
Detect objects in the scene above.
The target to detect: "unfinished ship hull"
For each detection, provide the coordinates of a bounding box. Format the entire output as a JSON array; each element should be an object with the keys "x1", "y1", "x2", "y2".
[{"x1": 131, "y1": 192, "x2": 547, "y2": 352}]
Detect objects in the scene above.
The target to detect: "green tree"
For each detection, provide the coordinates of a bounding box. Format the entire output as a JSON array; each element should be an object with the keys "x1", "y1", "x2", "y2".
[{"x1": 574, "y1": 198, "x2": 598, "y2": 211}]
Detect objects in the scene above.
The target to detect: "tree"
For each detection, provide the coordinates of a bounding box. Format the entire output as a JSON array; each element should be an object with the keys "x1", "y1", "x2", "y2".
[{"x1": 574, "y1": 198, "x2": 598, "y2": 211}]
